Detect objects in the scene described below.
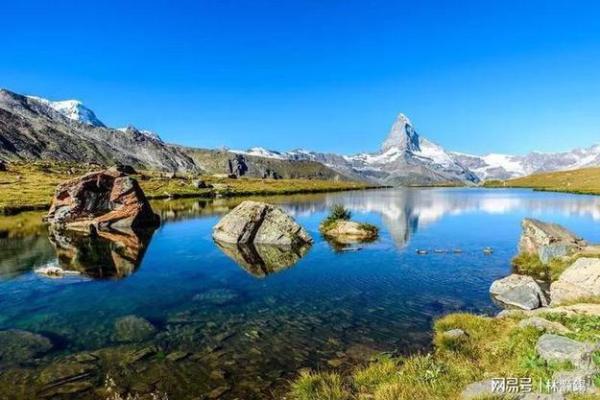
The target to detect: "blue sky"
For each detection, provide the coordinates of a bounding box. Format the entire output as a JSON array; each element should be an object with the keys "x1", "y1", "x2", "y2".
[{"x1": 2, "y1": 0, "x2": 600, "y2": 155}]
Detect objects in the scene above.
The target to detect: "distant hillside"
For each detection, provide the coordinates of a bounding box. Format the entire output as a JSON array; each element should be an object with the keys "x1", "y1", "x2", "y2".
[
  {"x1": 484, "y1": 167, "x2": 600, "y2": 195},
  {"x1": 0, "y1": 89, "x2": 345, "y2": 181}
]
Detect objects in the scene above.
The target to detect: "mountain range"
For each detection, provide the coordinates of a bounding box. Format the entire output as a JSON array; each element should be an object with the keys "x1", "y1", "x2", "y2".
[{"x1": 1, "y1": 88, "x2": 599, "y2": 185}]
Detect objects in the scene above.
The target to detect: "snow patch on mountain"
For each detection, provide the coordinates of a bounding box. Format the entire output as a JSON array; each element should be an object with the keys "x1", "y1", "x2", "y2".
[
  {"x1": 118, "y1": 126, "x2": 163, "y2": 142},
  {"x1": 26, "y1": 96, "x2": 105, "y2": 127}
]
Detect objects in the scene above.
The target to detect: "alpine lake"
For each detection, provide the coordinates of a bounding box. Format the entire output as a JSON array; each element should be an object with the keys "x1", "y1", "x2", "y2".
[{"x1": 2, "y1": 188, "x2": 600, "y2": 399}]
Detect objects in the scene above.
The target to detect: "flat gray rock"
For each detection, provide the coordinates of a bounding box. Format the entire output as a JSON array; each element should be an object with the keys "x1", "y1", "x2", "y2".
[
  {"x1": 536, "y1": 334, "x2": 597, "y2": 369},
  {"x1": 552, "y1": 369, "x2": 599, "y2": 394},
  {"x1": 490, "y1": 274, "x2": 548, "y2": 310},
  {"x1": 461, "y1": 379, "x2": 522, "y2": 399},
  {"x1": 443, "y1": 328, "x2": 467, "y2": 340},
  {"x1": 518, "y1": 317, "x2": 571, "y2": 334}
]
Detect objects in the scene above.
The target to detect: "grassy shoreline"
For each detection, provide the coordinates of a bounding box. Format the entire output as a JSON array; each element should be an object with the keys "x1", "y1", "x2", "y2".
[
  {"x1": 484, "y1": 167, "x2": 600, "y2": 196},
  {"x1": 0, "y1": 161, "x2": 381, "y2": 216}
]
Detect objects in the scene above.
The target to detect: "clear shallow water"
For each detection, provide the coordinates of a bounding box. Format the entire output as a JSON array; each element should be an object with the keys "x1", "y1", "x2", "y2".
[{"x1": 1, "y1": 188, "x2": 600, "y2": 399}]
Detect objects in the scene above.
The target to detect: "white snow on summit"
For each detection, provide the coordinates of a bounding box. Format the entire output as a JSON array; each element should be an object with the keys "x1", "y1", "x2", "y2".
[{"x1": 27, "y1": 96, "x2": 105, "y2": 127}]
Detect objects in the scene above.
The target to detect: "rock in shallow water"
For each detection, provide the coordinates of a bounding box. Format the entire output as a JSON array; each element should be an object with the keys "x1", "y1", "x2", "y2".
[
  {"x1": 193, "y1": 288, "x2": 239, "y2": 305},
  {"x1": 0, "y1": 329, "x2": 53, "y2": 366},
  {"x1": 46, "y1": 169, "x2": 160, "y2": 233},
  {"x1": 113, "y1": 315, "x2": 157, "y2": 342},
  {"x1": 320, "y1": 220, "x2": 378, "y2": 244},
  {"x1": 212, "y1": 200, "x2": 312, "y2": 247}
]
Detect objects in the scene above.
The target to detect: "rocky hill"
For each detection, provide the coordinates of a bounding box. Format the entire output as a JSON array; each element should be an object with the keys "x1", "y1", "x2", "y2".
[{"x1": 0, "y1": 89, "x2": 343, "y2": 181}]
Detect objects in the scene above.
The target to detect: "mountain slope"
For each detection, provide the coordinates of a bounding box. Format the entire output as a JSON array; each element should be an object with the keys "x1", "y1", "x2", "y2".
[
  {"x1": 484, "y1": 166, "x2": 600, "y2": 195},
  {"x1": 3, "y1": 87, "x2": 600, "y2": 185},
  {"x1": 451, "y1": 145, "x2": 600, "y2": 181},
  {"x1": 0, "y1": 89, "x2": 199, "y2": 172},
  {"x1": 0, "y1": 89, "x2": 345, "y2": 180},
  {"x1": 235, "y1": 114, "x2": 480, "y2": 185}
]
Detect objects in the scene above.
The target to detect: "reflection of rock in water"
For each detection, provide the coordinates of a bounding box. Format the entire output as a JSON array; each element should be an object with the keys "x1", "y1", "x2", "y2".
[
  {"x1": 215, "y1": 240, "x2": 311, "y2": 278},
  {"x1": 48, "y1": 227, "x2": 154, "y2": 279}
]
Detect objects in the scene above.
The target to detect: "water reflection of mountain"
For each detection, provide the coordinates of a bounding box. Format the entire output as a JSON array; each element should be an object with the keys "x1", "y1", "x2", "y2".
[
  {"x1": 276, "y1": 189, "x2": 600, "y2": 248},
  {"x1": 153, "y1": 189, "x2": 600, "y2": 249}
]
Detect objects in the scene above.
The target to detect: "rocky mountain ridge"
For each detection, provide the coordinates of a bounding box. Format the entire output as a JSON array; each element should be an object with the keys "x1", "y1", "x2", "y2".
[
  {"x1": 236, "y1": 114, "x2": 600, "y2": 183},
  {"x1": 2, "y1": 88, "x2": 599, "y2": 185},
  {"x1": 0, "y1": 89, "x2": 342, "y2": 181}
]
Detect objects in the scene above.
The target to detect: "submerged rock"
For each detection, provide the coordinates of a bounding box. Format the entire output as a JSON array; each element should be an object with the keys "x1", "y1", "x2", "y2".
[
  {"x1": 490, "y1": 274, "x2": 548, "y2": 310},
  {"x1": 519, "y1": 218, "x2": 586, "y2": 264},
  {"x1": 193, "y1": 288, "x2": 239, "y2": 305},
  {"x1": 113, "y1": 315, "x2": 157, "y2": 342},
  {"x1": 46, "y1": 169, "x2": 160, "y2": 233},
  {"x1": 0, "y1": 329, "x2": 53, "y2": 366},
  {"x1": 212, "y1": 201, "x2": 312, "y2": 247},
  {"x1": 550, "y1": 257, "x2": 600, "y2": 305},
  {"x1": 320, "y1": 220, "x2": 378, "y2": 244},
  {"x1": 38, "y1": 361, "x2": 97, "y2": 397}
]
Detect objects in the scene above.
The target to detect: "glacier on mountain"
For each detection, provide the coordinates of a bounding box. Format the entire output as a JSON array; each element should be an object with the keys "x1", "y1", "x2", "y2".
[{"x1": 26, "y1": 96, "x2": 105, "y2": 127}]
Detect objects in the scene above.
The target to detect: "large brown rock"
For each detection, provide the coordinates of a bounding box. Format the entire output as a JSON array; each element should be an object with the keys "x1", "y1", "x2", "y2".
[
  {"x1": 212, "y1": 201, "x2": 312, "y2": 247},
  {"x1": 46, "y1": 169, "x2": 159, "y2": 233},
  {"x1": 518, "y1": 218, "x2": 586, "y2": 264}
]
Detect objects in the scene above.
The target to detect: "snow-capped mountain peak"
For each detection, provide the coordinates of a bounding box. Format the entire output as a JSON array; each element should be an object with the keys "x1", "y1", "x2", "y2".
[
  {"x1": 229, "y1": 113, "x2": 480, "y2": 185},
  {"x1": 26, "y1": 95, "x2": 105, "y2": 127},
  {"x1": 381, "y1": 113, "x2": 420, "y2": 152}
]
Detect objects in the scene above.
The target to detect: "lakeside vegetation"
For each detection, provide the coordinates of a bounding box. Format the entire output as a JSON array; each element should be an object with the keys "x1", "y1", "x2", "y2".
[
  {"x1": 0, "y1": 161, "x2": 378, "y2": 215},
  {"x1": 289, "y1": 311, "x2": 600, "y2": 400},
  {"x1": 484, "y1": 167, "x2": 600, "y2": 195}
]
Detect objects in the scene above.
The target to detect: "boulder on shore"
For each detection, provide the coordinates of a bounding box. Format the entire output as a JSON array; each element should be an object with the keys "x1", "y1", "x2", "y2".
[
  {"x1": 519, "y1": 218, "x2": 586, "y2": 264},
  {"x1": 550, "y1": 257, "x2": 600, "y2": 305},
  {"x1": 489, "y1": 274, "x2": 548, "y2": 310},
  {"x1": 0, "y1": 160, "x2": 6, "y2": 171},
  {"x1": 536, "y1": 334, "x2": 598, "y2": 370},
  {"x1": 46, "y1": 169, "x2": 160, "y2": 233},
  {"x1": 320, "y1": 220, "x2": 378, "y2": 244},
  {"x1": 212, "y1": 201, "x2": 312, "y2": 247}
]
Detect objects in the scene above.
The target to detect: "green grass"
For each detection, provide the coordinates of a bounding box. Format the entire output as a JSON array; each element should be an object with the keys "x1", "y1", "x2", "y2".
[
  {"x1": 0, "y1": 161, "x2": 376, "y2": 215},
  {"x1": 484, "y1": 167, "x2": 600, "y2": 195},
  {"x1": 322, "y1": 204, "x2": 352, "y2": 226},
  {"x1": 511, "y1": 252, "x2": 572, "y2": 281},
  {"x1": 288, "y1": 310, "x2": 600, "y2": 400}
]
